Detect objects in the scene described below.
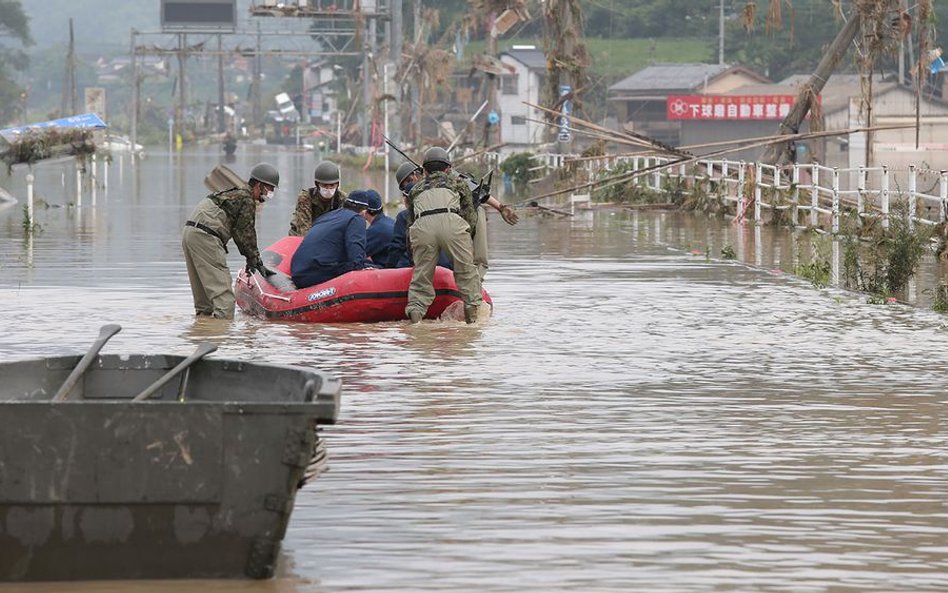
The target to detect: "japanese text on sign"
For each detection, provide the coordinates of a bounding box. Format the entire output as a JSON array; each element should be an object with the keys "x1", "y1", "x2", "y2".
[
  {"x1": 558, "y1": 84, "x2": 572, "y2": 142},
  {"x1": 665, "y1": 95, "x2": 804, "y2": 121}
]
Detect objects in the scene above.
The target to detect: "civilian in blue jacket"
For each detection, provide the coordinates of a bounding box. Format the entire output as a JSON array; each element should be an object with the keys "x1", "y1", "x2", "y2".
[
  {"x1": 291, "y1": 193, "x2": 372, "y2": 289},
  {"x1": 362, "y1": 189, "x2": 396, "y2": 267}
]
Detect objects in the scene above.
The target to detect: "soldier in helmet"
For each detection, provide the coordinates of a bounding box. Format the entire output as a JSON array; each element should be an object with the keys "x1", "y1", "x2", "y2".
[
  {"x1": 387, "y1": 161, "x2": 452, "y2": 270},
  {"x1": 404, "y1": 147, "x2": 483, "y2": 324},
  {"x1": 182, "y1": 162, "x2": 280, "y2": 319},
  {"x1": 288, "y1": 159, "x2": 348, "y2": 236}
]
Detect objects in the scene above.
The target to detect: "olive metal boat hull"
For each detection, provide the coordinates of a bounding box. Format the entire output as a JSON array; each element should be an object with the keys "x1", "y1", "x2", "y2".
[{"x1": 0, "y1": 354, "x2": 340, "y2": 581}]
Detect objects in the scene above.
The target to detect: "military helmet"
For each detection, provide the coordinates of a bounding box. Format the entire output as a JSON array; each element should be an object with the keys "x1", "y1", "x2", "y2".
[
  {"x1": 395, "y1": 161, "x2": 420, "y2": 186},
  {"x1": 422, "y1": 146, "x2": 451, "y2": 168},
  {"x1": 314, "y1": 160, "x2": 341, "y2": 184},
  {"x1": 249, "y1": 162, "x2": 280, "y2": 188}
]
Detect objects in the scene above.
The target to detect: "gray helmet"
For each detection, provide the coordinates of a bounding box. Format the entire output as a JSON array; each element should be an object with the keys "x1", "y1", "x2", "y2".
[
  {"x1": 314, "y1": 160, "x2": 341, "y2": 184},
  {"x1": 249, "y1": 162, "x2": 280, "y2": 188},
  {"x1": 422, "y1": 147, "x2": 451, "y2": 168},
  {"x1": 395, "y1": 161, "x2": 420, "y2": 186}
]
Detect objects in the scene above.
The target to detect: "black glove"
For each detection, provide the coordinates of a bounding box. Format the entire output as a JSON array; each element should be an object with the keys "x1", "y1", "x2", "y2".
[{"x1": 247, "y1": 264, "x2": 276, "y2": 277}]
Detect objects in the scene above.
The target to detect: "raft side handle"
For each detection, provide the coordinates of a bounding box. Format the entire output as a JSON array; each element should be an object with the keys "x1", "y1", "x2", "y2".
[{"x1": 250, "y1": 273, "x2": 292, "y2": 302}]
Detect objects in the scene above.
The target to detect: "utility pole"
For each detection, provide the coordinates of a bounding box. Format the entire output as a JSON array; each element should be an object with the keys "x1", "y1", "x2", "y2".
[
  {"x1": 253, "y1": 22, "x2": 263, "y2": 130},
  {"x1": 391, "y1": 0, "x2": 402, "y2": 143},
  {"x1": 411, "y1": 0, "x2": 421, "y2": 145},
  {"x1": 217, "y1": 34, "x2": 226, "y2": 133},
  {"x1": 761, "y1": 13, "x2": 862, "y2": 165},
  {"x1": 546, "y1": 0, "x2": 585, "y2": 152},
  {"x1": 485, "y1": 14, "x2": 499, "y2": 149},
  {"x1": 718, "y1": 0, "x2": 725, "y2": 65},
  {"x1": 61, "y1": 18, "x2": 78, "y2": 116},
  {"x1": 362, "y1": 6, "x2": 375, "y2": 147},
  {"x1": 174, "y1": 33, "x2": 187, "y2": 145},
  {"x1": 130, "y1": 28, "x2": 139, "y2": 156}
]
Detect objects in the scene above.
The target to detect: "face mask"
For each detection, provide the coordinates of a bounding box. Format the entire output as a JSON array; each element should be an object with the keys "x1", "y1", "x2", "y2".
[
  {"x1": 400, "y1": 181, "x2": 415, "y2": 197},
  {"x1": 319, "y1": 187, "x2": 335, "y2": 199},
  {"x1": 264, "y1": 190, "x2": 274, "y2": 201}
]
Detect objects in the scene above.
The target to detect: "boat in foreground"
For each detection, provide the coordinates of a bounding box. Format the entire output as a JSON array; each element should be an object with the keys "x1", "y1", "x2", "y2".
[
  {"x1": 0, "y1": 350, "x2": 340, "y2": 581},
  {"x1": 236, "y1": 236, "x2": 493, "y2": 323}
]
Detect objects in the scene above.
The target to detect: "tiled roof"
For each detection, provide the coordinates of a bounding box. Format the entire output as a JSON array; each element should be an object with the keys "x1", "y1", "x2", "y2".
[
  {"x1": 609, "y1": 63, "x2": 734, "y2": 93},
  {"x1": 500, "y1": 48, "x2": 547, "y2": 71}
]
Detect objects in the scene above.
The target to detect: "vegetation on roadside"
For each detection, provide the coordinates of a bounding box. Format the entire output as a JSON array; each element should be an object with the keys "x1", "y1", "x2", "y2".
[
  {"x1": 0, "y1": 128, "x2": 97, "y2": 173},
  {"x1": 589, "y1": 167, "x2": 942, "y2": 308},
  {"x1": 840, "y1": 201, "x2": 931, "y2": 301},
  {"x1": 498, "y1": 152, "x2": 537, "y2": 194},
  {"x1": 793, "y1": 232, "x2": 833, "y2": 289},
  {"x1": 930, "y1": 283, "x2": 948, "y2": 313},
  {"x1": 21, "y1": 204, "x2": 42, "y2": 234}
]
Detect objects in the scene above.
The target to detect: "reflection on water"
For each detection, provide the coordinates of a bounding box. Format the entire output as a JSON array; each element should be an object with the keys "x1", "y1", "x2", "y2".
[{"x1": 2, "y1": 148, "x2": 948, "y2": 592}]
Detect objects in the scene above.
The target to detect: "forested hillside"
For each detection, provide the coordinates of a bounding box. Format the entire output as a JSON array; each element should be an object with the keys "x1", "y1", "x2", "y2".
[
  {"x1": 23, "y1": 1, "x2": 948, "y2": 80},
  {"x1": 7, "y1": 0, "x2": 948, "y2": 130}
]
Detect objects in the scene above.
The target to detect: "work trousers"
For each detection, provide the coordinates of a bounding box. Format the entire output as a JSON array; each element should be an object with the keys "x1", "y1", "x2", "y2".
[
  {"x1": 182, "y1": 226, "x2": 235, "y2": 318},
  {"x1": 406, "y1": 213, "x2": 483, "y2": 317}
]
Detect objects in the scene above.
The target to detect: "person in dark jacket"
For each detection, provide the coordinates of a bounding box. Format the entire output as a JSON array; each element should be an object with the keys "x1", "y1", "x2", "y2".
[
  {"x1": 290, "y1": 192, "x2": 372, "y2": 289},
  {"x1": 362, "y1": 189, "x2": 395, "y2": 267},
  {"x1": 182, "y1": 162, "x2": 279, "y2": 319}
]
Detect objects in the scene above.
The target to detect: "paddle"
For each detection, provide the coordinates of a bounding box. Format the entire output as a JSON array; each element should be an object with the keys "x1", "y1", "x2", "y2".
[
  {"x1": 131, "y1": 342, "x2": 218, "y2": 402},
  {"x1": 52, "y1": 323, "x2": 122, "y2": 402}
]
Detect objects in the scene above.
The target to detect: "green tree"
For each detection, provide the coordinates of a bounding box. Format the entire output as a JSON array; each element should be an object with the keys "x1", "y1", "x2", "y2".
[
  {"x1": 725, "y1": 1, "x2": 842, "y2": 81},
  {"x1": 0, "y1": 0, "x2": 32, "y2": 124}
]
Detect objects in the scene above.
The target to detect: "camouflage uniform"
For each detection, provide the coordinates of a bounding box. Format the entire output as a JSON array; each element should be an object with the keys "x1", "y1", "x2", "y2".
[
  {"x1": 449, "y1": 171, "x2": 490, "y2": 279},
  {"x1": 473, "y1": 206, "x2": 489, "y2": 280},
  {"x1": 182, "y1": 187, "x2": 263, "y2": 318},
  {"x1": 288, "y1": 188, "x2": 348, "y2": 236},
  {"x1": 407, "y1": 171, "x2": 478, "y2": 231},
  {"x1": 405, "y1": 171, "x2": 483, "y2": 319}
]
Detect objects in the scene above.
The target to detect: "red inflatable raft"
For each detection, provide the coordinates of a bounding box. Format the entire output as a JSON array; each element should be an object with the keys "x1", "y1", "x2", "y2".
[{"x1": 235, "y1": 236, "x2": 492, "y2": 323}]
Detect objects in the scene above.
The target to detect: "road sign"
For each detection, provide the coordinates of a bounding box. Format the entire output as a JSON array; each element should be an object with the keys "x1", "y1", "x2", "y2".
[{"x1": 558, "y1": 84, "x2": 572, "y2": 143}]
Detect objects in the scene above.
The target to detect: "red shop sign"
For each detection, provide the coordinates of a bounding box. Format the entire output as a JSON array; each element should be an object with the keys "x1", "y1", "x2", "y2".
[{"x1": 666, "y1": 95, "x2": 804, "y2": 121}]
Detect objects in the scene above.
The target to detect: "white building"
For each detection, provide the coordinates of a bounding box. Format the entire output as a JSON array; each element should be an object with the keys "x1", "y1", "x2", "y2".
[{"x1": 497, "y1": 46, "x2": 547, "y2": 154}]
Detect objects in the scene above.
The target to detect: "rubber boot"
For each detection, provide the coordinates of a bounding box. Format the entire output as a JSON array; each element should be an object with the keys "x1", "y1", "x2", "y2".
[{"x1": 464, "y1": 304, "x2": 478, "y2": 324}]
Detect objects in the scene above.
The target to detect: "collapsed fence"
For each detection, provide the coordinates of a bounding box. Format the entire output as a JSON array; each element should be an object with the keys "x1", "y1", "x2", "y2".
[{"x1": 507, "y1": 152, "x2": 948, "y2": 234}]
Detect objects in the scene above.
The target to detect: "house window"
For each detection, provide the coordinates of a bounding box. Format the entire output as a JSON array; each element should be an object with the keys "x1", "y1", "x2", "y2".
[
  {"x1": 501, "y1": 74, "x2": 519, "y2": 95},
  {"x1": 510, "y1": 116, "x2": 526, "y2": 126}
]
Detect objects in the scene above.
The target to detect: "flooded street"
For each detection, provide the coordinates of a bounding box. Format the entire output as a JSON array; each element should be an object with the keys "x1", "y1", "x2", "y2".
[{"x1": 2, "y1": 147, "x2": 948, "y2": 592}]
